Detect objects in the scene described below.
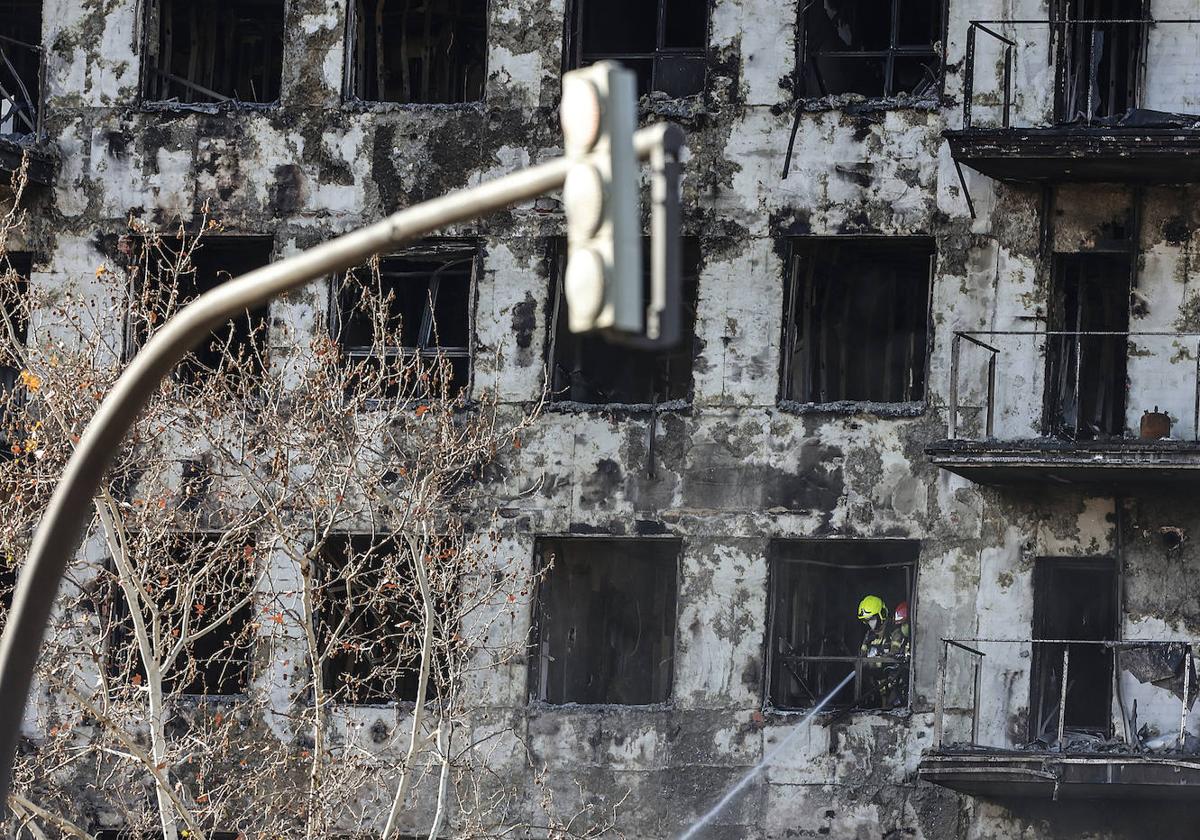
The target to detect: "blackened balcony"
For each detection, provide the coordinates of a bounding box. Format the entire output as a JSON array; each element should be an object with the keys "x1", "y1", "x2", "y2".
[
  {"x1": 0, "y1": 33, "x2": 54, "y2": 185},
  {"x1": 927, "y1": 330, "x2": 1200, "y2": 488},
  {"x1": 920, "y1": 637, "x2": 1200, "y2": 800},
  {"x1": 945, "y1": 17, "x2": 1200, "y2": 184}
]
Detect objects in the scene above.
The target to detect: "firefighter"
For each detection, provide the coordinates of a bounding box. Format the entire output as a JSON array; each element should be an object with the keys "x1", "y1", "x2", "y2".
[
  {"x1": 857, "y1": 595, "x2": 907, "y2": 708},
  {"x1": 893, "y1": 600, "x2": 911, "y2": 657}
]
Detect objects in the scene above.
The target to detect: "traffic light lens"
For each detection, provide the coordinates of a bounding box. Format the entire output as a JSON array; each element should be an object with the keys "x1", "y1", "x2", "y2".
[
  {"x1": 561, "y1": 76, "x2": 602, "y2": 153},
  {"x1": 563, "y1": 163, "x2": 605, "y2": 239}
]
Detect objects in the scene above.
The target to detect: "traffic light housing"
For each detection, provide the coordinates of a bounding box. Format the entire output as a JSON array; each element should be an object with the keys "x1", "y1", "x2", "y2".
[{"x1": 559, "y1": 62, "x2": 642, "y2": 336}]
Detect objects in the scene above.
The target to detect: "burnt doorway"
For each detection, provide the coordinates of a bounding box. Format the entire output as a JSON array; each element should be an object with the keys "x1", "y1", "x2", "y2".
[
  {"x1": 1044, "y1": 252, "x2": 1130, "y2": 440},
  {"x1": 1030, "y1": 557, "x2": 1118, "y2": 742},
  {"x1": 1056, "y1": 0, "x2": 1146, "y2": 124}
]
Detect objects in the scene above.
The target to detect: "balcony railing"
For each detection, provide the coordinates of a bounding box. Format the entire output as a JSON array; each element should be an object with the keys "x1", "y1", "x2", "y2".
[
  {"x1": 948, "y1": 330, "x2": 1200, "y2": 443},
  {"x1": 0, "y1": 34, "x2": 44, "y2": 139},
  {"x1": 961, "y1": 18, "x2": 1200, "y2": 131}
]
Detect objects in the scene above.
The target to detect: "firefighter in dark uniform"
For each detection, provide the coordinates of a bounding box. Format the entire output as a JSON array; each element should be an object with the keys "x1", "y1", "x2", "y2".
[{"x1": 857, "y1": 595, "x2": 908, "y2": 708}]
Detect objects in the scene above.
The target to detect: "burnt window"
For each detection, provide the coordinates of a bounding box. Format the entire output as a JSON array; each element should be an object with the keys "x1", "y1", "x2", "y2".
[
  {"x1": 128, "y1": 237, "x2": 272, "y2": 388},
  {"x1": 531, "y1": 537, "x2": 678, "y2": 705},
  {"x1": 332, "y1": 242, "x2": 475, "y2": 401},
  {"x1": 566, "y1": 0, "x2": 708, "y2": 98},
  {"x1": 1044, "y1": 252, "x2": 1130, "y2": 440},
  {"x1": 768, "y1": 540, "x2": 916, "y2": 711},
  {"x1": 316, "y1": 534, "x2": 425, "y2": 705},
  {"x1": 142, "y1": 0, "x2": 285, "y2": 104},
  {"x1": 799, "y1": 0, "x2": 942, "y2": 99},
  {"x1": 781, "y1": 238, "x2": 932, "y2": 405},
  {"x1": 1057, "y1": 0, "x2": 1145, "y2": 123},
  {"x1": 107, "y1": 533, "x2": 255, "y2": 696},
  {"x1": 345, "y1": 0, "x2": 487, "y2": 103},
  {"x1": 548, "y1": 238, "x2": 699, "y2": 407},
  {"x1": 1029, "y1": 557, "x2": 1118, "y2": 741},
  {"x1": 0, "y1": 1, "x2": 43, "y2": 136}
]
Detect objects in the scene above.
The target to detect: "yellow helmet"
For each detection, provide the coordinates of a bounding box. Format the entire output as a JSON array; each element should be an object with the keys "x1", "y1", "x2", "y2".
[{"x1": 857, "y1": 595, "x2": 887, "y2": 622}]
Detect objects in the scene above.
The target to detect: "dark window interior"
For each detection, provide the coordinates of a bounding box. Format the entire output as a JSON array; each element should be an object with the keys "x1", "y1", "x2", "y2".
[
  {"x1": 1057, "y1": 0, "x2": 1145, "y2": 123},
  {"x1": 130, "y1": 237, "x2": 272, "y2": 388},
  {"x1": 334, "y1": 243, "x2": 474, "y2": 400},
  {"x1": 346, "y1": 0, "x2": 487, "y2": 103},
  {"x1": 800, "y1": 0, "x2": 942, "y2": 98},
  {"x1": 1044, "y1": 252, "x2": 1130, "y2": 440},
  {"x1": 768, "y1": 540, "x2": 916, "y2": 711},
  {"x1": 1029, "y1": 557, "x2": 1117, "y2": 741},
  {"x1": 533, "y1": 538, "x2": 678, "y2": 705},
  {"x1": 107, "y1": 533, "x2": 255, "y2": 696},
  {"x1": 316, "y1": 534, "x2": 424, "y2": 705},
  {"x1": 549, "y1": 237, "x2": 699, "y2": 406},
  {"x1": 0, "y1": 1, "x2": 42, "y2": 136},
  {"x1": 144, "y1": 0, "x2": 285, "y2": 103},
  {"x1": 782, "y1": 238, "x2": 932, "y2": 404},
  {"x1": 569, "y1": 0, "x2": 708, "y2": 98}
]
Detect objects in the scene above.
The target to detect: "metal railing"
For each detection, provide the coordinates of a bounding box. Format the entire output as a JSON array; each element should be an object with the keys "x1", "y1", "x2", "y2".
[
  {"x1": 0, "y1": 34, "x2": 44, "y2": 139},
  {"x1": 776, "y1": 651, "x2": 909, "y2": 710},
  {"x1": 948, "y1": 330, "x2": 1200, "y2": 441},
  {"x1": 961, "y1": 18, "x2": 1200, "y2": 130},
  {"x1": 934, "y1": 637, "x2": 1197, "y2": 752}
]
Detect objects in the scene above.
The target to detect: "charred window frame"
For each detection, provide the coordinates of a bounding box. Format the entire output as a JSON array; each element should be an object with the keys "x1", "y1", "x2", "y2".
[
  {"x1": 547, "y1": 237, "x2": 699, "y2": 408},
  {"x1": 343, "y1": 0, "x2": 487, "y2": 104},
  {"x1": 798, "y1": 0, "x2": 945, "y2": 100},
  {"x1": 780, "y1": 237, "x2": 933, "y2": 408},
  {"x1": 105, "y1": 533, "x2": 256, "y2": 697},
  {"x1": 0, "y1": 1, "x2": 44, "y2": 137},
  {"x1": 141, "y1": 0, "x2": 286, "y2": 104},
  {"x1": 531, "y1": 537, "x2": 678, "y2": 706},
  {"x1": 330, "y1": 240, "x2": 476, "y2": 402},
  {"x1": 125, "y1": 236, "x2": 273, "y2": 389},
  {"x1": 767, "y1": 540, "x2": 917, "y2": 712},
  {"x1": 315, "y1": 534, "x2": 429, "y2": 705},
  {"x1": 565, "y1": 0, "x2": 709, "y2": 99},
  {"x1": 1054, "y1": 0, "x2": 1147, "y2": 124}
]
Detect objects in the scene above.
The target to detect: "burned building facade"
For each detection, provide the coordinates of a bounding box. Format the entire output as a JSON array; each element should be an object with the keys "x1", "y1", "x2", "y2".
[{"x1": 5, "y1": 0, "x2": 1200, "y2": 837}]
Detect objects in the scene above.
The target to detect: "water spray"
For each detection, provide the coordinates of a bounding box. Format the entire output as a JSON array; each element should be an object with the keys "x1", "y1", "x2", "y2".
[{"x1": 677, "y1": 671, "x2": 855, "y2": 840}]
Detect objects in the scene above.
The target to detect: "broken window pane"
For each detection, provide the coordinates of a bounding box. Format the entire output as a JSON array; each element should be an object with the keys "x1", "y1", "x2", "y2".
[
  {"x1": 548, "y1": 238, "x2": 699, "y2": 406},
  {"x1": 315, "y1": 534, "x2": 425, "y2": 704},
  {"x1": 801, "y1": 0, "x2": 942, "y2": 98},
  {"x1": 0, "y1": 1, "x2": 42, "y2": 136},
  {"x1": 143, "y1": 0, "x2": 285, "y2": 104},
  {"x1": 781, "y1": 238, "x2": 932, "y2": 405},
  {"x1": 768, "y1": 540, "x2": 916, "y2": 711},
  {"x1": 1044, "y1": 252, "x2": 1130, "y2": 440},
  {"x1": 106, "y1": 533, "x2": 255, "y2": 696},
  {"x1": 1029, "y1": 557, "x2": 1118, "y2": 741},
  {"x1": 1058, "y1": 0, "x2": 1145, "y2": 122},
  {"x1": 345, "y1": 0, "x2": 487, "y2": 104},
  {"x1": 333, "y1": 242, "x2": 475, "y2": 401},
  {"x1": 532, "y1": 538, "x2": 678, "y2": 705},
  {"x1": 570, "y1": 0, "x2": 708, "y2": 98},
  {"x1": 127, "y1": 237, "x2": 272, "y2": 388}
]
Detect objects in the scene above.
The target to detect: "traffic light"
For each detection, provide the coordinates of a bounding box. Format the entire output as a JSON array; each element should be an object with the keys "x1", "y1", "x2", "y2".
[{"x1": 559, "y1": 62, "x2": 642, "y2": 336}]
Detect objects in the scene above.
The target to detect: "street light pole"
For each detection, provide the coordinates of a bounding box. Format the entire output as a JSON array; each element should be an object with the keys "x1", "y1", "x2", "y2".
[{"x1": 0, "y1": 122, "x2": 682, "y2": 811}]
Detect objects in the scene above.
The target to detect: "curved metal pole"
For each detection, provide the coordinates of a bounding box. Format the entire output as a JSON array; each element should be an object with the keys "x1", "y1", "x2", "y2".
[{"x1": 0, "y1": 124, "x2": 674, "y2": 810}]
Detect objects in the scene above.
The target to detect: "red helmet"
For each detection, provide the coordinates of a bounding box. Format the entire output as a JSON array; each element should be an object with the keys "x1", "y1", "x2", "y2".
[{"x1": 894, "y1": 601, "x2": 909, "y2": 624}]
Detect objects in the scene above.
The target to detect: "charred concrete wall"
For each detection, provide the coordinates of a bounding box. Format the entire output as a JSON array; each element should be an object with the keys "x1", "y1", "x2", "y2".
[{"x1": 12, "y1": 0, "x2": 1200, "y2": 837}]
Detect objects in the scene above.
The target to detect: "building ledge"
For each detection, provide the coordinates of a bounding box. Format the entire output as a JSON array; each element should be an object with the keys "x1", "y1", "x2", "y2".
[
  {"x1": 0, "y1": 135, "x2": 56, "y2": 186},
  {"x1": 926, "y1": 438, "x2": 1200, "y2": 488},
  {"x1": 920, "y1": 750, "x2": 1200, "y2": 800},
  {"x1": 944, "y1": 127, "x2": 1200, "y2": 183}
]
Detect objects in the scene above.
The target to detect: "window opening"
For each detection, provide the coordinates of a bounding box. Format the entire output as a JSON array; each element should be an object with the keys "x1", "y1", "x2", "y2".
[
  {"x1": 532, "y1": 537, "x2": 678, "y2": 705},
  {"x1": 768, "y1": 540, "x2": 916, "y2": 711},
  {"x1": 800, "y1": 0, "x2": 943, "y2": 99},
  {"x1": 315, "y1": 533, "x2": 426, "y2": 704},
  {"x1": 1029, "y1": 557, "x2": 1118, "y2": 741},
  {"x1": 127, "y1": 237, "x2": 272, "y2": 389},
  {"x1": 1044, "y1": 252, "x2": 1130, "y2": 440},
  {"x1": 548, "y1": 237, "x2": 699, "y2": 407},
  {"x1": 332, "y1": 241, "x2": 475, "y2": 401},
  {"x1": 781, "y1": 238, "x2": 932, "y2": 405},
  {"x1": 142, "y1": 0, "x2": 285, "y2": 103},
  {"x1": 568, "y1": 0, "x2": 708, "y2": 98},
  {"x1": 1056, "y1": 0, "x2": 1145, "y2": 123},
  {"x1": 106, "y1": 533, "x2": 255, "y2": 696},
  {"x1": 0, "y1": 1, "x2": 42, "y2": 136},
  {"x1": 345, "y1": 0, "x2": 487, "y2": 103}
]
